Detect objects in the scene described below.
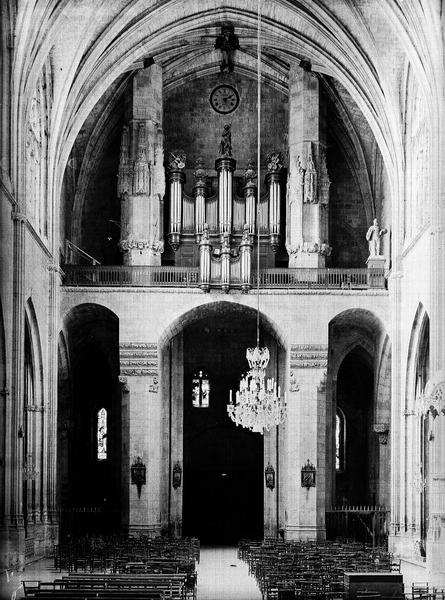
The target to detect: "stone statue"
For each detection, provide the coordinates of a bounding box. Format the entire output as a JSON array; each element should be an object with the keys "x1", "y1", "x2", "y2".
[
  {"x1": 366, "y1": 218, "x2": 387, "y2": 256},
  {"x1": 214, "y1": 25, "x2": 240, "y2": 73},
  {"x1": 221, "y1": 232, "x2": 231, "y2": 250},
  {"x1": 201, "y1": 222, "x2": 210, "y2": 241},
  {"x1": 219, "y1": 124, "x2": 232, "y2": 157},
  {"x1": 244, "y1": 159, "x2": 256, "y2": 182},
  {"x1": 304, "y1": 151, "x2": 317, "y2": 203},
  {"x1": 241, "y1": 224, "x2": 250, "y2": 243}
]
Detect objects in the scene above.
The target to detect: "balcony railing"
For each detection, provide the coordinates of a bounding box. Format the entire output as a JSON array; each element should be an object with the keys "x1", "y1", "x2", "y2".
[
  {"x1": 253, "y1": 268, "x2": 385, "y2": 289},
  {"x1": 63, "y1": 265, "x2": 386, "y2": 290},
  {"x1": 63, "y1": 265, "x2": 200, "y2": 287}
]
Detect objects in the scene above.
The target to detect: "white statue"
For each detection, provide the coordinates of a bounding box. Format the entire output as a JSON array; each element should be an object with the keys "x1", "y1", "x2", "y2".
[{"x1": 366, "y1": 218, "x2": 387, "y2": 256}]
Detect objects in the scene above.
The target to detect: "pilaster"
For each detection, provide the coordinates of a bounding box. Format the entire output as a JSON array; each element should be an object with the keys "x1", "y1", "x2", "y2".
[
  {"x1": 120, "y1": 342, "x2": 161, "y2": 536},
  {"x1": 284, "y1": 344, "x2": 327, "y2": 540},
  {"x1": 4, "y1": 210, "x2": 27, "y2": 569}
]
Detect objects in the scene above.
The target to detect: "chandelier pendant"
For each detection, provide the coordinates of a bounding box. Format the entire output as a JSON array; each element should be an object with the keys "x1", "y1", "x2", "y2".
[
  {"x1": 226, "y1": 0, "x2": 288, "y2": 435},
  {"x1": 227, "y1": 346, "x2": 287, "y2": 434}
]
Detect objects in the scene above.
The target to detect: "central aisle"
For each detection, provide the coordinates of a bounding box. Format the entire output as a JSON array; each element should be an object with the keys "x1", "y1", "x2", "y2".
[{"x1": 197, "y1": 546, "x2": 262, "y2": 600}]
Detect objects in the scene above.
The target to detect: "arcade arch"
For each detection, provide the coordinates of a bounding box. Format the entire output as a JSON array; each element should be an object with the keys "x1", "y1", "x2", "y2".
[{"x1": 159, "y1": 301, "x2": 286, "y2": 542}]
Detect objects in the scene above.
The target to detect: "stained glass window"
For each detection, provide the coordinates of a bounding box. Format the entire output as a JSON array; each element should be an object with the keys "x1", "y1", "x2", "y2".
[
  {"x1": 192, "y1": 370, "x2": 210, "y2": 408},
  {"x1": 97, "y1": 408, "x2": 107, "y2": 460},
  {"x1": 336, "y1": 409, "x2": 345, "y2": 471}
]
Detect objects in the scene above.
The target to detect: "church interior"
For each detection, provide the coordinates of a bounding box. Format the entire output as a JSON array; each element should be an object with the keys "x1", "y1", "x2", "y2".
[{"x1": 1, "y1": 0, "x2": 445, "y2": 596}]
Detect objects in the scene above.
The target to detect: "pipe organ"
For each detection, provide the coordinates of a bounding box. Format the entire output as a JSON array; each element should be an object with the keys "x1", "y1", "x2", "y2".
[{"x1": 166, "y1": 147, "x2": 284, "y2": 292}]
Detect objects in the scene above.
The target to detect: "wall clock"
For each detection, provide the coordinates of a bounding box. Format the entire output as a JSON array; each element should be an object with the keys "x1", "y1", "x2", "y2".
[{"x1": 209, "y1": 84, "x2": 240, "y2": 114}]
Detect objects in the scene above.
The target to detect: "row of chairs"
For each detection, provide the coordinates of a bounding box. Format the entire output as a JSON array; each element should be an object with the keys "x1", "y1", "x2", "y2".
[
  {"x1": 24, "y1": 536, "x2": 199, "y2": 600},
  {"x1": 412, "y1": 583, "x2": 445, "y2": 600},
  {"x1": 53, "y1": 535, "x2": 200, "y2": 572},
  {"x1": 238, "y1": 539, "x2": 399, "y2": 600},
  {"x1": 23, "y1": 573, "x2": 188, "y2": 600}
]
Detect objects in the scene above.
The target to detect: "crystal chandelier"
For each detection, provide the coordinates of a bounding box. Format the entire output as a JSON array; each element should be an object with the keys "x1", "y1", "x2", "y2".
[
  {"x1": 227, "y1": 0, "x2": 287, "y2": 435},
  {"x1": 228, "y1": 347, "x2": 286, "y2": 434}
]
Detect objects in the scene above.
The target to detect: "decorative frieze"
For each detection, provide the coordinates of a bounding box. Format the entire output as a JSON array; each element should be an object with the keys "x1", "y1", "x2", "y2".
[
  {"x1": 290, "y1": 344, "x2": 328, "y2": 369},
  {"x1": 119, "y1": 238, "x2": 164, "y2": 254},
  {"x1": 120, "y1": 342, "x2": 158, "y2": 376}
]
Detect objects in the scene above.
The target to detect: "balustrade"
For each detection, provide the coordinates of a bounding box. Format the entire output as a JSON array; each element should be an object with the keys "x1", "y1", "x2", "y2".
[{"x1": 63, "y1": 265, "x2": 386, "y2": 290}]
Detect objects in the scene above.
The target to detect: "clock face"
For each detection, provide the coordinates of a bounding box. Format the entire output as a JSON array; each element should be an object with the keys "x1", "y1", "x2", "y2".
[{"x1": 210, "y1": 85, "x2": 240, "y2": 114}]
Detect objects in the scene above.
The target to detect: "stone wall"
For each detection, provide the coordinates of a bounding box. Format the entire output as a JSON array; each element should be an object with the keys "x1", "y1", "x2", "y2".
[{"x1": 164, "y1": 73, "x2": 288, "y2": 189}]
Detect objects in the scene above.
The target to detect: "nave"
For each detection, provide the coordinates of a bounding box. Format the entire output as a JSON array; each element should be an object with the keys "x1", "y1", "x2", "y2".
[{"x1": 0, "y1": 537, "x2": 438, "y2": 600}]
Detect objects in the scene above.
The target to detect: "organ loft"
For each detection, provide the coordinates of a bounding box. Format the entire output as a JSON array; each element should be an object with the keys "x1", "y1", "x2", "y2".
[{"x1": 1, "y1": 1, "x2": 445, "y2": 593}]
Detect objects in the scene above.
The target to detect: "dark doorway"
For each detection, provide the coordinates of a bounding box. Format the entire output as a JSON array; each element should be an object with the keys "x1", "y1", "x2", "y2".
[
  {"x1": 335, "y1": 348, "x2": 375, "y2": 505},
  {"x1": 58, "y1": 306, "x2": 121, "y2": 539},
  {"x1": 182, "y1": 310, "x2": 265, "y2": 543}
]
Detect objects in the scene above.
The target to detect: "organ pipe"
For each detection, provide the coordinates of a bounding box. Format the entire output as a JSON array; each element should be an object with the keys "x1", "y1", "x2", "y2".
[{"x1": 215, "y1": 157, "x2": 236, "y2": 239}]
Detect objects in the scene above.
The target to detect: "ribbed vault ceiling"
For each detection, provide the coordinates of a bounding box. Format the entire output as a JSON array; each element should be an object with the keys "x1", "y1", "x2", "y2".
[{"x1": 7, "y1": 0, "x2": 443, "y2": 211}]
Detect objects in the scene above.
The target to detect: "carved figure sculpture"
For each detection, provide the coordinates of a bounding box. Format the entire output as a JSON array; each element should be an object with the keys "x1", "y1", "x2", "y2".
[
  {"x1": 168, "y1": 150, "x2": 186, "y2": 170},
  {"x1": 241, "y1": 224, "x2": 250, "y2": 243},
  {"x1": 193, "y1": 156, "x2": 206, "y2": 181},
  {"x1": 304, "y1": 151, "x2": 317, "y2": 203},
  {"x1": 214, "y1": 25, "x2": 240, "y2": 73},
  {"x1": 219, "y1": 124, "x2": 232, "y2": 156},
  {"x1": 201, "y1": 222, "x2": 210, "y2": 241},
  {"x1": 244, "y1": 158, "x2": 256, "y2": 182},
  {"x1": 366, "y1": 218, "x2": 387, "y2": 256},
  {"x1": 267, "y1": 151, "x2": 284, "y2": 172}
]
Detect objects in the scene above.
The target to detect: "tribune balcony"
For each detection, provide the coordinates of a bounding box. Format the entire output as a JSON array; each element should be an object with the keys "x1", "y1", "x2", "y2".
[{"x1": 62, "y1": 264, "x2": 387, "y2": 291}]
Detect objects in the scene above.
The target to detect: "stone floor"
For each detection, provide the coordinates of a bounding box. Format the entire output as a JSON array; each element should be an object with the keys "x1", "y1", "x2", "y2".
[
  {"x1": 0, "y1": 546, "x2": 262, "y2": 600},
  {"x1": 196, "y1": 546, "x2": 262, "y2": 600}
]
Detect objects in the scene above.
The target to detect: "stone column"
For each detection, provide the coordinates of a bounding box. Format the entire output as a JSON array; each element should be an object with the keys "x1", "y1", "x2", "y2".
[
  {"x1": 425, "y1": 383, "x2": 445, "y2": 584},
  {"x1": 286, "y1": 66, "x2": 330, "y2": 268},
  {"x1": 120, "y1": 342, "x2": 161, "y2": 536},
  {"x1": 44, "y1": 264, "x2": 62, "y2": 550},
  {"x1": 2, "y1": 211, "x2": 28, "y2": 568},
  {"x1": 284, "y1": 344, "x2": 328, "y2": 540},
  {"x1": 118, "y1": 64, "x2": 165, "y2": 266}
]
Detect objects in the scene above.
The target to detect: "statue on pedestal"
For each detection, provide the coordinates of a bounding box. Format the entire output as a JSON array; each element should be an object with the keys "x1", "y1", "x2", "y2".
[
  {"x1": 366, "y1": 218, "x2": 387, "y2": 256},
  {"x1": 219, "y1": 124, "x2": 232, "y2": 157}
]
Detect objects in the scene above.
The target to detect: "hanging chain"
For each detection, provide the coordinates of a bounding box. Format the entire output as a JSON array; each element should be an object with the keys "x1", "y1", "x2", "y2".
[{"x1": 256, "y1": 0, "x2": 262, "y2": 348}]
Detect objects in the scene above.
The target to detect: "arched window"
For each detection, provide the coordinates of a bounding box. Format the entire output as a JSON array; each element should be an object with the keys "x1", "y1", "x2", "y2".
[
  {"x1": 97, "y1": 408, "x2": 107, "y2": 460},
  {"x1": 336, "y1": 408, "x2": 346, "y2": 472},
  {"x1": 192, "y1": 369, "x2": 210, "y2": 408}
]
